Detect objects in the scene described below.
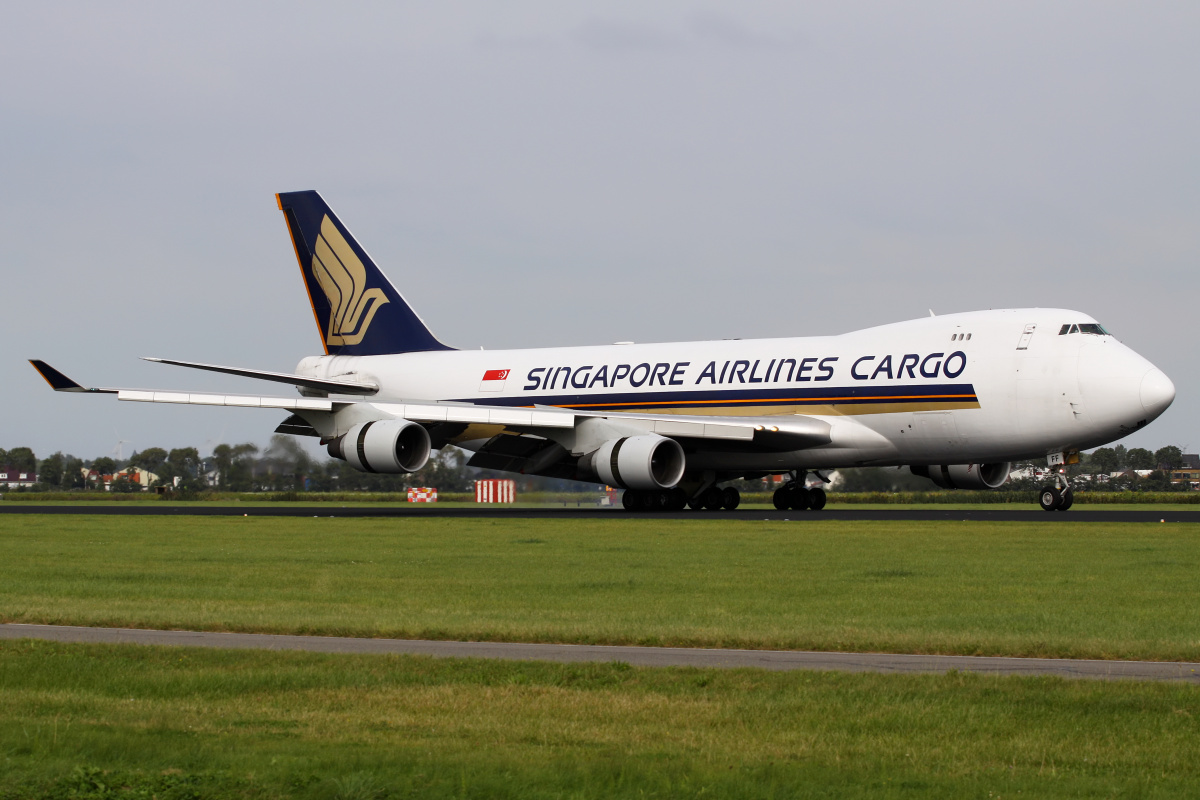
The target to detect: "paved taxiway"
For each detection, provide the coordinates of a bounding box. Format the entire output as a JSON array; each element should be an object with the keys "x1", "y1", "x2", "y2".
[
  {"x1": 1, "y1": 505, "x2": 1198, "y2": 522},
  {"x1": 2, "y1": 624, "x2": 1197, "y2": 682}
]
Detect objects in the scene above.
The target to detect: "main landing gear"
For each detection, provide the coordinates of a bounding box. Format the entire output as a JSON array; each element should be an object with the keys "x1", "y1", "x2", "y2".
[
  {"x1": 620, "y1": 485, "x2": 741, "y2": 512},
  {"x1": 771, "y1": 472, "x2": 828, "y2": 512},
  {"x1": 1038, "y1": 469, "x2": 1074, "y2": 512}
]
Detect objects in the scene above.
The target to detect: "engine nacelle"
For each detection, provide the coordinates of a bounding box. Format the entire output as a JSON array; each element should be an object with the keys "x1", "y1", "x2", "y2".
[
  {"x1": 327, "y1": 420, "x2": 431, "y2": 474},
  {"x1": 585, "y1": 434, "x2": 686, "y2": 490},
  {"x1": 910, "y1": 462, "x2": 1011, "y2": 490}
]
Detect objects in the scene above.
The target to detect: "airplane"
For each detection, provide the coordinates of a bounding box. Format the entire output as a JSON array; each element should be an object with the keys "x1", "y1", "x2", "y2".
[{"x1": 31, "y1": 190, "x2": 1176, "y2": 512}]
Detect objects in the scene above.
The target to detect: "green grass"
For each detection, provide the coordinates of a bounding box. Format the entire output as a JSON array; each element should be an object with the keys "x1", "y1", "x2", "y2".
[
  {"x1": 2, "y1": 516, "x2": 1199, "y2": 660},
  {"x1": 2, "y1": 640, "x2": 1199, "y2": 799}
]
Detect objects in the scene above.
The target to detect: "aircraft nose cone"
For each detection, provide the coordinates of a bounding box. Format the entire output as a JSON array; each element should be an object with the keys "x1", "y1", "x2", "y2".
[{"x1": 1140, "y1": 368, "x2": 1175, "y2": 417}]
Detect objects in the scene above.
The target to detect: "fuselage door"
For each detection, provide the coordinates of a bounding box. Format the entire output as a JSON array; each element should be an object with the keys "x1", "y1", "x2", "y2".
[{"x1": 1016, "y1": 323, "x2": 1036, "y2": 350}]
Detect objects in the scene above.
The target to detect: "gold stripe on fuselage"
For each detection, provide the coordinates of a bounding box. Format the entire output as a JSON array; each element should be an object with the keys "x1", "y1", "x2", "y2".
[{"x1": 550, "y1": 400, "x2": 981, "y2": 416}]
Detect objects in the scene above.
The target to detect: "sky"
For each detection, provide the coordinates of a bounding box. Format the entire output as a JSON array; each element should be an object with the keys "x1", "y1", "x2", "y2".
[{"x1": 4, "y1": 1, "x2": 1197, "y2": 462}]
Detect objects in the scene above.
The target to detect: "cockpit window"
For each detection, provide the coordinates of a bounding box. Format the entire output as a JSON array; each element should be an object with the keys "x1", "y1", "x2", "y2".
[{"x1": 1058, "y1": 322, "x2": 1110, "y2": 336}]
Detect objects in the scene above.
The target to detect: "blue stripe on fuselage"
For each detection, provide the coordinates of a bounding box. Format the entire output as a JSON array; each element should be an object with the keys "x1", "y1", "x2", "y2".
[{"x1": 453, "y1": 383, "x2": 978, "y2": 411}]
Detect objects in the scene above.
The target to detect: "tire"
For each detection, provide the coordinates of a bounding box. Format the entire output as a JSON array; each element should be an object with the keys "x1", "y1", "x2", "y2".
[
  {"x1": 667, "y1": 488, "x2": 688, "y2": 511},
  {"x1": 647, "y1": 490, "x2": 670, "y2": 511},
  {"x1": 721, "y1": 487, "x2": 741, "y2": 510},
  {"x1": 703, "y1": 486, "x2": 724, "y2": 511},
  {"x1": 772, "y1": 487, "x2": 790, "y2": 510},
  {"x1": 791, "y1": 487, "x2": 812, "y2": 511},
  {"x1": 1038, "y1": 486, "x2": 1060, "y2": 512},
  {"x1": 809, "y1": 487, "x2": 827, "y2": 511},
  {"x1": 1057, "y1": 487, "x2": 1074, "y2": 511},
  {"x1": 621, "y1": 490, "x2": 641, "y2": 511},
  {"x1": 687, "y1": 494, "x2": 704, "y2": 510}
]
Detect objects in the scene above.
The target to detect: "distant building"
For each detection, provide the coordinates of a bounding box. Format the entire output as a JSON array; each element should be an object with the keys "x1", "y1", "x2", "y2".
[
  {"x1": 1170, "y1": 466, "x2": 1200, "y2": 489},
  {"x1": 0, "y1": 466, "x2": 37, "y2": 489},
  {"x1": 81, "y1": 466, "x2": 159, "y2": 491},
  {"x1": 1181, "y1": 454, "x2": 1200, "y2": 470}
]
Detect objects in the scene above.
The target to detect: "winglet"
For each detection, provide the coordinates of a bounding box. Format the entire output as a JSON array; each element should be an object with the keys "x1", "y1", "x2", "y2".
[{"x1": 29, "y1": 360, "x2": 111, "y2": 392}]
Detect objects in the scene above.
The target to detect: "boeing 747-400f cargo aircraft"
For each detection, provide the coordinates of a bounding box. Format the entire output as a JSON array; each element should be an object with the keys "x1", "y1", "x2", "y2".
[{"x1": 31, "y1": 191, "x2": 1176, "y2": 512}]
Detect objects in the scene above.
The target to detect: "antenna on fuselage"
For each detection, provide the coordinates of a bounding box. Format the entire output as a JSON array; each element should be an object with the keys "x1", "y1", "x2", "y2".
[{"x1": 929, "y1": 309, "x2": 936, "y2": 317}]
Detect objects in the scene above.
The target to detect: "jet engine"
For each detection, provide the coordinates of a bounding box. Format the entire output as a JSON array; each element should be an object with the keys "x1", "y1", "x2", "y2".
[
  {"x1": 327, "y1": 420, "x2": 431, "y2": 474},
  {"x1": 910, "y1": 462, "x2": 1011, "y2": 490},
  {"x1": 582, "y1": 434, "x2": 686, "y2": 490}
]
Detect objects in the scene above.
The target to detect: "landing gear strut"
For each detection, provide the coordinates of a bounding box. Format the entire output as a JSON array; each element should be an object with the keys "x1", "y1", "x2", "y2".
[
  {"x1": 1038, "y1": 469, "x2": 1074, "y2": 512},
  {"x1": 771, "y1": 471, "x2": 827, "y2": 512}
]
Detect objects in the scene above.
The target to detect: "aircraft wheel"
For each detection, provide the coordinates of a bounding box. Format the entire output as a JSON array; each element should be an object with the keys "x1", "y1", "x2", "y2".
[
  {"x1": 772, "y1": 487, "x2": 790, "y2": 510},
  {"x1": 791, "y1": 487, "x2": 813, "y2": 511},
  {"x1": 1057, "y1": 487, "x2": 1074, "y2": 511},
  {"x1": 703, "y1": 486, "x2": 724, "y2": 511},
  {"x1": 721, "y1": 487, "x2": 741, "y2": 510},
  {"x1": 809, "y1": 487, "x2": 827, "y2": 511},
  {"x1": 1038, "y1": 486, "x2": 1060, "y2": 512},
  {"x1": 622, "y1": 490, "x2": 642, "y2": 511},
  {"x1": 648, "y1": 490, "x2": 673, "y2": 511},
  {"x1": 667, "y1": 488, "x2": 688, "y2": 511},
  {"x1": 687, "y1": 494, "x2": 704, "y2": 510}
]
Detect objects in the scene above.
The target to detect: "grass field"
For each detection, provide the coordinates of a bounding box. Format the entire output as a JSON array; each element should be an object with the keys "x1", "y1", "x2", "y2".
[
  {"x1": 2, "y1": 515, "x2": 1199, "y2": 660},
  {"x1": 3, "y1": 514, "x2": 1200, "y2": 797},
  {"x1": 2, "y1": 640, "x2": 1199, "y2": 799}
]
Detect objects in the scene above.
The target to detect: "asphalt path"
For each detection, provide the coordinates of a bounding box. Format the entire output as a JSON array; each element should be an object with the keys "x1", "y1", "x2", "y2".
[
  {"x1": 0, "y1": 505, "x2": 1198, "y2": 522},
  {"x1": 2, "y1": 624, "x2": 1197, "y2": 683}
]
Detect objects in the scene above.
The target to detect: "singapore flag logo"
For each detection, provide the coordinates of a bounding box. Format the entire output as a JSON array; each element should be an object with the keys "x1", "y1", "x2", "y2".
[{"x1": 479, "y1": 369, "x2": 510, "y2": 392}]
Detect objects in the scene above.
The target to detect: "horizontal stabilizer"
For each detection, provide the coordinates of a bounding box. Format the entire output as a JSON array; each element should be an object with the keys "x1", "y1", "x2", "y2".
[
  {"x1": 29, "y1": 360, "x2": 116, "y2": 393},
  {"x1": 142, "y1": 357, "x2": 378, "y2": 395}
]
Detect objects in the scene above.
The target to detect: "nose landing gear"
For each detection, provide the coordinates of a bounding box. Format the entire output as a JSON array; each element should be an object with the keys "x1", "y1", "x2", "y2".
[{"x1": 1038, "y1": 469, "x2": 1074, "y2": 511}]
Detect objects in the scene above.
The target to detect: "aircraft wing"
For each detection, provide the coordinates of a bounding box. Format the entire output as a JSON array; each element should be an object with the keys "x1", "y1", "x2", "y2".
[{"x1": 30, "y1": 360, "x2": 830, "y2": 449}]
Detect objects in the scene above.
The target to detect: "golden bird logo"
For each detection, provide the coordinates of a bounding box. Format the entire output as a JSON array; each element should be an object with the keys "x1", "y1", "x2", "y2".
[{"x1": 311, "y1": 215, "x2": 389, "y2": 346}]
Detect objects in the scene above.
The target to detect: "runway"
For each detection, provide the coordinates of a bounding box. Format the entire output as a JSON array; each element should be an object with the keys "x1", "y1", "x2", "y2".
[
  {"x1": 0, "y1": 505, "x2": 1198, "y2": 522},
  {"x1": 2, "y1": 623, "x2": 1196, "y2": 682}
]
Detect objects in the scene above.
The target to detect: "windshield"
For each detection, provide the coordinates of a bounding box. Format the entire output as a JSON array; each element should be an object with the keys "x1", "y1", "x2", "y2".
[{"x1": 1058, "y1": 323, "x2": 1110, "y2": 336}]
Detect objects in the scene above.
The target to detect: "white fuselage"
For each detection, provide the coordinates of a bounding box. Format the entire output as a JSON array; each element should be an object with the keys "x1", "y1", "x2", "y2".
[{"x1": 296, "y1": 308, "x2": 1174, "y2": 472}]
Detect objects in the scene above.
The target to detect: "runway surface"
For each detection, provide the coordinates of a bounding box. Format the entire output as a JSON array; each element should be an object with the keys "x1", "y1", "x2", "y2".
[
  {"x1": 0, "y1": 505, "x2": 1197, "y2": 522},
  {"x1": 2, "y1": 624, "x2": 1197, "y2": 683}
]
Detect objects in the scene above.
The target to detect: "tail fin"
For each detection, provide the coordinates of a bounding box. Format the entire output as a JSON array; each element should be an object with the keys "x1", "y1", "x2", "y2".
[{"x1": 276, "y1": 190, "x2": 454, "y2": 356}]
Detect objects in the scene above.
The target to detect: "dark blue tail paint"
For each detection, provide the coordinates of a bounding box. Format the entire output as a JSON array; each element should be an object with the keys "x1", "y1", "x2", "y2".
[{"x1": 277, "y1": 190, "x2": 454, "y2": 356}]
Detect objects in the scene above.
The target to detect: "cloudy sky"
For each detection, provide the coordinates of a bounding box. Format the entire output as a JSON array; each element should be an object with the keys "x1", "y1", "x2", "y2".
[{"x1": 5, "y1": 2, "x2": 1196, "y2": 462}]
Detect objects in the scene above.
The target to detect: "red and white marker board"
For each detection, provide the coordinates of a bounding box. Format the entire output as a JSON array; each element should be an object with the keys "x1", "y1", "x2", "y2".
[{"x1": 475, "y1": 479, "x2": 515, "y2": 503}]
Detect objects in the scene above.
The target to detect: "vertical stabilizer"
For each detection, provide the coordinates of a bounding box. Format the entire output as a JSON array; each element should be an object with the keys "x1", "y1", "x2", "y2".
[{"x1": 276, "y1": 190, "x2": 454, "y2": 356}]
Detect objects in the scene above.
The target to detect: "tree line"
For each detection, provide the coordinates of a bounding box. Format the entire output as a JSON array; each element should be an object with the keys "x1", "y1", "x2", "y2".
[
  {"x1": 3, "y1": 437, "x2": 589, "y2": 494},
  {"x1": 3, "y1": 440, "x2": 1192, "y2": 495}
]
